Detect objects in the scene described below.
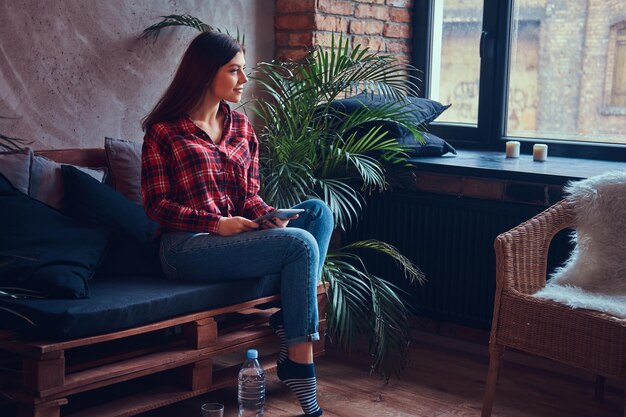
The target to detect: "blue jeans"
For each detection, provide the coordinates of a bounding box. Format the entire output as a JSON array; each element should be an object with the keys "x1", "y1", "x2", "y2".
[{"x1": 159, "y1": 199, "x2": 333, "y2": 346}]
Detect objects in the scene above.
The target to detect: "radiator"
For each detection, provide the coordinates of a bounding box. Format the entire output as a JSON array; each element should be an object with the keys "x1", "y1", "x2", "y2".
[{"x1": 344, "y1": 190, "x2": 572, "y2": 329}]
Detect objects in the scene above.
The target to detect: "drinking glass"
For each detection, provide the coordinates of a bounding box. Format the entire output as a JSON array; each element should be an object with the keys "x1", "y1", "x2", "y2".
[{"x1": 201, "y1": 402, "x2": 224, "y2": 417}]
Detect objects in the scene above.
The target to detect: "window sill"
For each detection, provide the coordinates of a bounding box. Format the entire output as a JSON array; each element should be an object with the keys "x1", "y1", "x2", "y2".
[{"x1": 406, "y1": 149, "x2": 623, "y2": 185}]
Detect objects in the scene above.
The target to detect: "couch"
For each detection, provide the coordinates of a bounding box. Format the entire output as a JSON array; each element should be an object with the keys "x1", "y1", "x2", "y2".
[{"x1": 0, "y1": 145, "x2": 327, "y2": 417}]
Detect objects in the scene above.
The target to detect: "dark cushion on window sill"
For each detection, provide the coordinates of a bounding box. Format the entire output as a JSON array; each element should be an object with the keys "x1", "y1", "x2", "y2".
[
  {"x1": 329, "y1": 93, "x2": 456, "y2": 156},
  {"x1": 401, "y1": 131, "x2": 457, "y2": 157},
  {"x1": 0, "y1": 173, "x2": 111, "y2": 298},
  {"x1": 331, "y1": 93, "x2": 451, "y2": 126}
]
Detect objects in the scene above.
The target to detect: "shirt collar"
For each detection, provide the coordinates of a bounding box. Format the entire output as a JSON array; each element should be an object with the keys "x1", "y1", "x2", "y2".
[{"x1": 219, "y1": 100, "x2": 231, "y2": 120}]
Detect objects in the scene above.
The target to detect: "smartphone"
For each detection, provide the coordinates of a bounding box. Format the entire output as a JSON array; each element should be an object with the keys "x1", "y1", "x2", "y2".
[{"x1": 253, "y1": 209, "x2": 305, "y2": 223}]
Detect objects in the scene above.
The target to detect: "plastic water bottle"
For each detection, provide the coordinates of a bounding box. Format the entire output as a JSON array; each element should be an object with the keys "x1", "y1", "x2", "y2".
[{"x1": 238, "y1": 349, "x2": 265, "y2": 417}]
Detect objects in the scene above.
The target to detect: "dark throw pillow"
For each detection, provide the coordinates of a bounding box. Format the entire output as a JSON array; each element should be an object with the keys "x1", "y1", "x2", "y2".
[
  {"x1": 61, "y1": 165, "x2": 162, "y2": 279},
  {"x1": 331, "y1": 93, "x2": 450, "y2": 125},
  {"x1": 61, "y1": 165, "x2": 158, "y2": 244},
  {"x1": 0, "y1": 173, "x2": 111, "y2": 298},
  {"x1": 104, "y1": 137, "x2": 143, "y2": 204},
  {"x1": 401, "y1": 132, "x2": 457, "y2": 157},
  {"x1": 329, "y1": 93, "x2": 456, "y2": 156}
]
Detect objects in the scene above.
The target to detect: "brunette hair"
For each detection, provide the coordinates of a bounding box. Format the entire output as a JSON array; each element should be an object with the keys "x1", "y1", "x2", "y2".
[{"x1": 142, "y1": 31, "x2": 243, "y2": 131}]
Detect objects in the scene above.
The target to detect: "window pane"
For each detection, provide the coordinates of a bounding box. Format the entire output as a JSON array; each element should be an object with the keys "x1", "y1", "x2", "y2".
[
  {"x1": 429, "y1": 0, "x2": 484, "y2": 125},
  {"x1": 507, "y1": 1, "x2": 626, "y2": 145},
  {"x1": 611, "y1": 27, "x2": 626, "y2": 107}
]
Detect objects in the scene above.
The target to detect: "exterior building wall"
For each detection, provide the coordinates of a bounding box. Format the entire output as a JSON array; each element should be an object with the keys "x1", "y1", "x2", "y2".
[
  {"x1": 577, "y1": 0, "x2": 626, "y2": 139},
  {"x1": 533, "y1": 0, "x2": 587, "y2": 137}
]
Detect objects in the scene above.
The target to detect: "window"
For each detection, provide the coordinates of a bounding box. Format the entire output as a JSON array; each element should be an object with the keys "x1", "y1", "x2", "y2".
[
  {"x1": 413, "y1": 0, "x2": 626, "y2": 160},
  {"x1": 609, "y1": 24, "x2": 626, "y2": 108},
  {"x1": 429, "y1": 1, "x2": 483, "y2": 125}
]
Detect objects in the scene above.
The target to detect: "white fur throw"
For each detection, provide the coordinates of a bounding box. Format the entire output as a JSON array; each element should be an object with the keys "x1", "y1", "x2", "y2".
[
  {"x1": 534, "y1": 170, "x2": 626, "y2": 318},
  {"x1": 536, "y1": 283, "x2": 626, "y2": 318}
]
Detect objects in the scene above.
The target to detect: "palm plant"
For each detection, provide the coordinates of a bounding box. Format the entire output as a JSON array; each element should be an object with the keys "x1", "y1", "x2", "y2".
[
  {"x1": 252, "y1": 36, "x2": 424, "y2": 378},
  {"x1": 142, "y1": 18, "x2": 425, "y2": 378}
]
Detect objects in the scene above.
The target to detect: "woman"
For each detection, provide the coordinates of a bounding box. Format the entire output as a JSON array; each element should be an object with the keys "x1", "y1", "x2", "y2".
[{"x1": 141, "y1": 32, "x2": 331, "y2": 417}]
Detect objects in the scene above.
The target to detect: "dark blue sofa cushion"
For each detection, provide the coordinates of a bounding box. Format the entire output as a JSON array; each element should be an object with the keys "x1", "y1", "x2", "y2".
[
  {"x1": 0, "y1": 274, "x2": 281, "y2": 339},
  {"x1": 94, "y1": 235, "x2": 164, "y2": 279},
  {"x1": 0, "y1": 173, "x2": 111, "y2": 298}
]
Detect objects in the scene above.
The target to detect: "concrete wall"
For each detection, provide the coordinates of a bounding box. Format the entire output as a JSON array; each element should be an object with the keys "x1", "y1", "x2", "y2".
[{"x1": 0, "y1": 0, "x2": 275, "y2": 149}]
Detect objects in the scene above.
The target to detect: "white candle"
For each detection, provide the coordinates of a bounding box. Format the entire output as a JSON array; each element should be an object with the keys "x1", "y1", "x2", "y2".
[
  {"x1": 505, "y1": 141, "x2": 520, "y2": 158},
  {"x1": 533, "y1": 144, "x2": 548, "y2": 161}
]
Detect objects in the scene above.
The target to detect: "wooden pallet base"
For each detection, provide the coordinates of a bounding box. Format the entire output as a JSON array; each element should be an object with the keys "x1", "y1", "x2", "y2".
[{"x1": 1, "y1": 288, "x2": 328, "y2": 417}]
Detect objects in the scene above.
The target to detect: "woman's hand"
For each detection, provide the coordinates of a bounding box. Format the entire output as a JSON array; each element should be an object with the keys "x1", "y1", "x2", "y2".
[
  {"x1": 260, "y1": 215, "x2": 299, "y2": 229},
  {"x1": 216, "y1": 216, "x2": 259, "y2": 236}
]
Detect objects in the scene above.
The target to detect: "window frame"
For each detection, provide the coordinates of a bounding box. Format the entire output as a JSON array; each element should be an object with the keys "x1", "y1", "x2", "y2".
[
  {"x1": 607, "y1": 22, "x2": 626, "y2": 109},
  {"x1": 412, "y1": 0, "x2": 626, "y2": 161}
]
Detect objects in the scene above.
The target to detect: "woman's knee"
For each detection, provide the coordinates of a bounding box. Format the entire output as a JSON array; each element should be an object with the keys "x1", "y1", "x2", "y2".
[
  {"x1": 283, "y1": 228, "x2": 320, "y2": 264},
  {"x1": 295, "y1": 199, "x2": 332, "y2": 223}
]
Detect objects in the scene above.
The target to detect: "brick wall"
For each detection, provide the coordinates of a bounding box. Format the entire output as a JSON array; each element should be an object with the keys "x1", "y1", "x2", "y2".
[{"x1": 275, "y1": 0, "x2": 413, "y2": 61}]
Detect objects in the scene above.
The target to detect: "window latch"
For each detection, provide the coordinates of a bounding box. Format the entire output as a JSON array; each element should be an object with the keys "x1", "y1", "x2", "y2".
[{"x1": 480, "y1": 30, "x2": 494, "y2": 59}]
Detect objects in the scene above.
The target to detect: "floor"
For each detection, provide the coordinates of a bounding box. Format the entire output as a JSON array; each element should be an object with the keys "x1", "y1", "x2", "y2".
[
  {"x1": 137, "y1": 334, "x2": 624, "y2": 417},
  {"x1": 0, "y1": 332, "x2": 622, "y2": 416}
]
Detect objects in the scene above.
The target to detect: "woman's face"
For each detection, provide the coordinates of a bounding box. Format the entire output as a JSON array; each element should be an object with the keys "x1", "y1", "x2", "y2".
[{"x1": 210, "y1": 51, "x2": 248, "y2": 103}]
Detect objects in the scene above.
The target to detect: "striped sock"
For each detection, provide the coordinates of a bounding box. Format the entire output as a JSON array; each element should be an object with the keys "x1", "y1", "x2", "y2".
[
  {"x1": 277, "y1": 359, "x2": 323, "y2": 417},
  {"x1": 269, "y1": 311, "x2": 288, "y2": 365}
]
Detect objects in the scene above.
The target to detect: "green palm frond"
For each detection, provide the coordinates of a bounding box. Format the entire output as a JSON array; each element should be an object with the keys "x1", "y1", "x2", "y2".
[
  {"x1": 262, "y1": 161, "x2": 315, "y2": 209},
  {"x1": 315, "y1": 178, "x2": 363, "y2": 230},
  {"x1": 142, "y1": 14, "x2": 214, "y2": 41},
  {"x1": 0, "y1": 254, "x2": 41, "y2": 327},
  {"x1": 322, "y1": 256, "x2": 372, "y2": 351},
  {"x1": 0, "y1": 116, "x2": 31, "y2": 151},
  {"x1": 142, "y1": 15, "x2": 245, "y2": 46},
  {"x1": 0, "y1": 133, "x2": 31, "y2": 151},
  {"x1": 323, "y1": 238, "x2": 421, "y2": 378},
  {"x1": 0, "y1": 307, "x2": 35, "y2": 326},
  {"x1": 341, "y1": 239, "x2": 425, "y2": 285},
  {"x1": 311, "y1": 34, "x2": 419, "y2": 102}
]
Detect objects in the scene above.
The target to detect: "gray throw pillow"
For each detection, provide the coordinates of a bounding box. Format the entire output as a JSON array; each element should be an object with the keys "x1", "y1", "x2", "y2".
[
  {"x1": 30, "y1": 155, "x2": 105, "y2": 209},
  {"x1": 104, "y1": 137, "x2": 143, "y2": 204},
  {"x1": 0, "y1": 148, "x2": 32, "y2": 194}
]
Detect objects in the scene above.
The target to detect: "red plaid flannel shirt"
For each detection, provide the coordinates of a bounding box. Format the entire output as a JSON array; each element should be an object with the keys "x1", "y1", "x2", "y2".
[{"x1": 141, "y1": 102, "x2": 273, "y2": 235}]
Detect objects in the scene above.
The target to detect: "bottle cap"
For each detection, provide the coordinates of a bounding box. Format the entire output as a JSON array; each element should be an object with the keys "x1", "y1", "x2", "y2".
[{"x1": 246, "y1": 349, "x2": 258, "y2": 359}]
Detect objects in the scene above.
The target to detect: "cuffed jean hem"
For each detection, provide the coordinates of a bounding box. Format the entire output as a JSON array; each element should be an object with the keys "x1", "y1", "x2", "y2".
[{"x1": 286, "y1": 331, "x2": 320, "y2": 347}]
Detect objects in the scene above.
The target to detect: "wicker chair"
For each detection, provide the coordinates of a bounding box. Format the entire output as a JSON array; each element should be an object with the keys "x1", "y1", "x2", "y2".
[{"x1": 481, "y1": 199, "x2": 626, "y2": 417}]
